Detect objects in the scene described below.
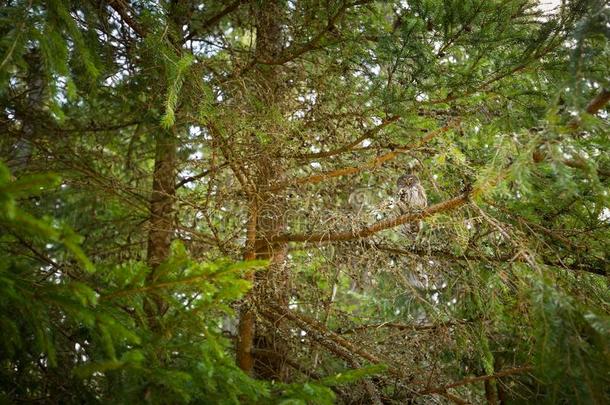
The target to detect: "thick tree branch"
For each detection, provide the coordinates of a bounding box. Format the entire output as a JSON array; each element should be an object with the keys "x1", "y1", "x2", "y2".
[{"x1": 271, "y1": 188, "x2": 472, "y2": 244}]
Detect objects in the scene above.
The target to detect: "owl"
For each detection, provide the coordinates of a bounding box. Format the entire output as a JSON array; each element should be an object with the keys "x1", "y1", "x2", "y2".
[{"x1": 396, "y1": 174, "x2": 427, "y2": 234}]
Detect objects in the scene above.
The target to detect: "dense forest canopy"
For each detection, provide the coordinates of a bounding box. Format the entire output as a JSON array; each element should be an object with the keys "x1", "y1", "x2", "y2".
[{"x1": 1, "y1": 0, "x2": 609, "y2": 403}]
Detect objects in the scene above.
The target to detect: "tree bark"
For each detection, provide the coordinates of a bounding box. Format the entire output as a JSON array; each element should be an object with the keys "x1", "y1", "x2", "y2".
[
  {"x1": 484, "y1": 378, "x2": 498, "y2": 405},
  {"x1": 144, "y1": 131, "x2": 176, "y2": 329},
  {"x1": 236, "y1": 0, "x2": 290, "y2": 380}
]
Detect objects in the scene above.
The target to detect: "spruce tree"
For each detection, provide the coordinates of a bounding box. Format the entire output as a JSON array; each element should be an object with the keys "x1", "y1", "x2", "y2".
[{"x1": 1, "y1": 1, "x2": 608, "y2": 403}]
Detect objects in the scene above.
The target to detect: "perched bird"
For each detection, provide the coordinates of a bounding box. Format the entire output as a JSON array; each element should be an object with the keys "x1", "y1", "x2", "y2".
[{"x1": 396, "y1": 174, "x2": 427, "y2": 234}]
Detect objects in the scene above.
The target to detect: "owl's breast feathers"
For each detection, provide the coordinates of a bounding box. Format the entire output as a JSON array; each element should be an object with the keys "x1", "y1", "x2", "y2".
[{"x1": 397, "y1": 184, "x2": 428, "y2": 214}]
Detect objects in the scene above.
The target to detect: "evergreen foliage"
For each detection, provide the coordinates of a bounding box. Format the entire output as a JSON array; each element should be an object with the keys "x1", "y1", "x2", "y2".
[{"x1": 0, "y1": 0, "x2": 608, "y2": 403}]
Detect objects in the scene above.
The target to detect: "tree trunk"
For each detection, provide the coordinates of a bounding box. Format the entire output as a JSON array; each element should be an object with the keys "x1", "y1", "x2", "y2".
[
  {"x1": 144, "y1": 131, "x2": 176, "y2": 330},
  {"x1": 484, "y1": 379, "x2": 498, "y2": 405},
  {"x1": 236, "y1": 0, "x2": 290, "y2": 380}
]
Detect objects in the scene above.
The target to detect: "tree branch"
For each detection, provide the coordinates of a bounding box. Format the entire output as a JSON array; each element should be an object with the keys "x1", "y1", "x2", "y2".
[
  {"x1": 184, "y1": 1, "x2": 249, "y2": 43},
  {"x1": 565, "y1": 87, "x2": 610, "y2": 131},
  {"x1": 270, "y1": 119, "x2": 459, "y2": 191},
  {"x1": 338, "y1": 320, "x2": 468, "y2": 334},
  {"x1": 175, "y1": 162, "x2": 229, "y2": 190},
  {"x1": 107, "y1": 0, "x2": 147, "y2": 38},
  {"x1": 417, "y1": 366, "x2": 533, "y2": 396},
  {"x1": 261, "y1": 302, "x2": 411, "y2": 380},
  {"x1": 294, "y1": 115, "x2": 400, "y2": 159},
  {"x1": 256, "y1": 1, "x2": 374, "y2": 66},
  {"x1": 271, "y1": 188, "x2": 472, "y2": 244},
  {"x1": 585, "y1": 88, "x2": 610, "y2": 115},
  {"x1": 373, "y1": 241, "x2": 608, "y2": 276}
]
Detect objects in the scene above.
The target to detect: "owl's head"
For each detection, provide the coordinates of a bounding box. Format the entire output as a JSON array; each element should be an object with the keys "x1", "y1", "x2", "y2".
[{"x1": 397, "y1": 174, "x2": 419, "y2": 188}]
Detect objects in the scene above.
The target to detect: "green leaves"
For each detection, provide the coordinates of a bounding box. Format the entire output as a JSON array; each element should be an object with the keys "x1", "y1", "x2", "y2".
[
  {"x1": 528, "y1": 273, "x2": 610, "y2": 403},
  {"x1": 1, "y1": 0, "x2": 608, "y2": 403},
  {"x1": 318, "y1": 364, "x2": 388, "y2": 386},
  {"x1": 0, "y1": 160, "x2": 271, "y2": 404},
  {"x1": 47, "y1": 0, "x2": 99, "y2": 78},
  {"x1": 0, "y1": 162, "x2": 92, "y2": 271},
  {"x1": 161, "y1": 53, "x2": 195, "y2": 128},
  {"x1": 274, "y1": 364, "x2": 388, "y2": 405},
  {"x1": 103, "y1": 241, "x2": 264, "y2": 303}
]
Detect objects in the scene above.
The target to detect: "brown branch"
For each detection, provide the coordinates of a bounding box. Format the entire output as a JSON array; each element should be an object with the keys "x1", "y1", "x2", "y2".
[
  {"x1": 261, "y1": 302, "x2": 412, "y2": 381},
  {"x1": 271, "y1": 189, "x2": 472, "y2": 244},
  {"x1": 107, "y1": 0, "x2": 147, "y2": 38},
  {"x1": 565, "y1": 87, "x2": 610, "y2": 131},
  {"x1": 294, "y1": 115, "x2": 400, "y2": 159},
  {"x1": 338, "y1": 320, "x2": 466, "y2": 334},
  {"x1": 175, "y1": 162, "x2": 230, "y2": 189},
  {"x1": 184, "y1": 0, "x2": 249, "y2": 43},
  {"x1": 585, "y1": 88, "x2": 610, "y2": 115},
  {"x1": 440, "y1": 392, "x2": 471, "y2": 405},
  {"x1": 257, "y1": 1, "x2": 374, "y2": 66},
  {"x1": 417, "y1": 366, "x2": 533, "y2": 396},
  {"x1": 206, "y1": 122, "x2": 254, "y2": 196},
  {"x1": 271, "y1": 119, "x2": 459, "y2": 191},
  {"x1": 561, "y1": 87, "x2": 610, "y2": 136},
  {"x1": 429, "y1": 63, "x2": 529, "y2": 104},
  {"x1": 561, "y1": 156, "x2": 610, "y2": 179},
  {"x1": 176, "y1": 170, "x2": 211, "y2": 190}
]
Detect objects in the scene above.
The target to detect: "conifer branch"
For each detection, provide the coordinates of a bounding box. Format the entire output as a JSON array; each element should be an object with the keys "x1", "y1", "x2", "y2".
[
  {"x1": 107, "y1": 0, "x2": 147, "y2": 37},
  {"x1": 271, "y1": 119, "x2": 459, "y2": 191},
  {"x1": 293, "y1": 115, "x2": 400, "y2": 159},
  {"x1": 271, "y1": 188, "x2": 472, "y2": 244},
  {"x1": 417, "y1": 366, "x2": 534, "y2": 396},
  {"x1": 256, "y1": 1, "x2": 375, "y2": 66},
  {"x1": 183, "y1": 1, "x2": 250, "y2": 43}
]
